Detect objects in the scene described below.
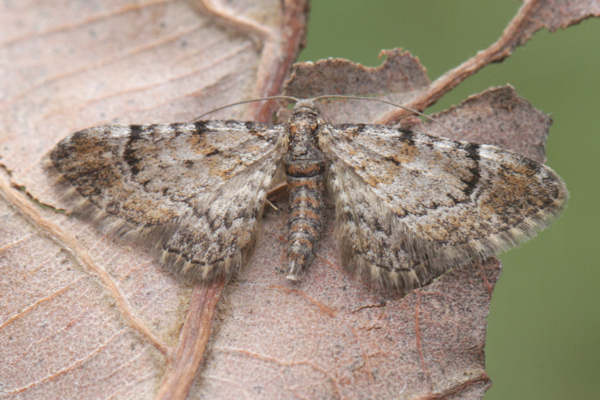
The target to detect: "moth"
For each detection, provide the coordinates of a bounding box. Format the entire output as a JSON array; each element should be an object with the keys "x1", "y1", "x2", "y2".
[{"x1": 45, "y1": 98, "x2": 567, "y2": 293}]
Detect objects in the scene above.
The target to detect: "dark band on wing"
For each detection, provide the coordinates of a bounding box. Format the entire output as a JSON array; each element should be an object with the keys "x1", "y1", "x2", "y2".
[
  {"x1": 461, "y1": 142, "x2": 481, "y2": 198},
  {"x1": 124, "y1": 125, "x2": 143, "y2": 176},
  {"x1": 399, "y1": 129, "x2": 415, "y2": 146}
]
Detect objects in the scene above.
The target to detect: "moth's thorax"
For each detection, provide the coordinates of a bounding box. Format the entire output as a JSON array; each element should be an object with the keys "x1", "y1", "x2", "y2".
[{"x1": 287, "y1": 104, "x2": 321, "y2": 157}]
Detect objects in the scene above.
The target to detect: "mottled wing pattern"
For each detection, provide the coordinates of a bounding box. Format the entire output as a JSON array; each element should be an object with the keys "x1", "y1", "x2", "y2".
[
  {"x1": 318, "y1": 123, "x2": 567, "y2": 293},
  {"x1": 47, "y1": 120, "x2": 288, "y2": 282}
]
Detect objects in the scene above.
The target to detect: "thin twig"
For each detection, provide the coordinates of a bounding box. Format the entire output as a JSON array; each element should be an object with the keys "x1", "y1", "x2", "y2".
[
  {"x1": 377, "y1": 0, "x2": 543, "y2": 124},
  {"x1": 155, "y1": 281, "x2": 225, "y2": 400},
  {"x1": 249, "y1": 0, "x2": 310, "y2": 122}
]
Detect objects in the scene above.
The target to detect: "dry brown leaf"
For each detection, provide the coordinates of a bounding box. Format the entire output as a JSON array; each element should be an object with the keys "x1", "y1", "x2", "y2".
[{"x1": 1, "y1": 1, "x2": 597, "y2": 399}]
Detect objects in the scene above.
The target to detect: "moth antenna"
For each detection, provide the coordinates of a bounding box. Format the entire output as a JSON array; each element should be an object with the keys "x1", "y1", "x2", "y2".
[
  {"x1": 312, "y1": 94, "x2": 454, "y2": 136},
  {"x1": 193, "y1": 95, "x2": 299, "y2": 121}
]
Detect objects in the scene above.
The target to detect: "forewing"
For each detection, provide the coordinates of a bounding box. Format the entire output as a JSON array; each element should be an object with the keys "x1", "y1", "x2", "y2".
[
  {"x1": 46, "y1": 120, "x2": 288, "y2": 282},
  {"x1": 319, "y1": 123, "x2": 567, "y2": 293}
]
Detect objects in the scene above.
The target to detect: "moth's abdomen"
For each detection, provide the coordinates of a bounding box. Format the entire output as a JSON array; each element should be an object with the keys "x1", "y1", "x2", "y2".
[{"x1": 284, "y1": 157, "x2": 325, "y2": 281}]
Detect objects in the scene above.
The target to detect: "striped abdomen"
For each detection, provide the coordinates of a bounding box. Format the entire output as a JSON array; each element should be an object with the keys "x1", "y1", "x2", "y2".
[{"x1": 285, "y1": 158, "x2": 325, "y2": 280}]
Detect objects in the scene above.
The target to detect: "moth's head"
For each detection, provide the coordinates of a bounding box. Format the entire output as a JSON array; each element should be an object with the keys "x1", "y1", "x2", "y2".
[
  {"x1": 289, "y1": 99, "x2": 321, "y2": 136},
  {"x1": 292, "y1": 98, "x2": 320, "y2": 115}
]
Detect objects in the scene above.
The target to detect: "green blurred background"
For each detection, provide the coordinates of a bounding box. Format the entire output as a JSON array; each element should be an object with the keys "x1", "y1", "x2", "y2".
[{"x1": 299, "y1": 1, "x2": 599, "y2": 399}]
